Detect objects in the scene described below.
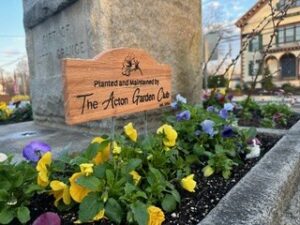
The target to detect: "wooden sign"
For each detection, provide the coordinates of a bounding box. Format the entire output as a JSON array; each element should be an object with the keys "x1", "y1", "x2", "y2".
[{"x1": 62, "y1": 48, "x2": 171, "y2": 125}]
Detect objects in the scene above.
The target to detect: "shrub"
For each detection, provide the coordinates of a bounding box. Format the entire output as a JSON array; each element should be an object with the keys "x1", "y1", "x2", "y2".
[
  {"x1": 261, "y1": 103, "x2": 292, "y2": 127},
  {"x1": 281, "y1": 83, "x2": 296, "y2": 93},
  {"x1": 207, "y1": 75, "x2": 228, "y2": 88},
  {"x1": 261, "y1": 67, "x2": 274, "y2": 91}
]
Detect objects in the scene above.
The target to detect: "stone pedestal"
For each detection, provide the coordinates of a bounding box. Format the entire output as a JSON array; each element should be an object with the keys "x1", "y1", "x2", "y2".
[{"x1": 23, "y1": 0, "x2": 202, "y2": 132}]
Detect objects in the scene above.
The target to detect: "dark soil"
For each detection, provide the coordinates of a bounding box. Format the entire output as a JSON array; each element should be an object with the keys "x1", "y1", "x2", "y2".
[
  {"x1": 18, "y1": 134, "x2": 280, "y2": 225},
  {"x1": 238, "y1": 113, "x2": 300, "y2": 129}
]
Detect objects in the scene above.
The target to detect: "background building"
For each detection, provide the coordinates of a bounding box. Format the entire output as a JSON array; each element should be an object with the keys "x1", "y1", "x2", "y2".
[{"x1": 236, "y1": 0, "x2": 300, "y2": 87}]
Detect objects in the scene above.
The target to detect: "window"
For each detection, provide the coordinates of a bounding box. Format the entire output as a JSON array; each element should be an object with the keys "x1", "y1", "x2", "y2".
[
  {"x1": 277, "y1": 24, "x2": 300, "y2": 44},
  {"x1": 278, "y1": 0, "x2": 300, "y2": 9},
  {"x1": 249, "y1": 35, "x2": 262, "y2": 52},
  {"x1": 278, "y1": 28, "x2": 284, "y2": 43},
  {"x1": 296, "y1": 25, "x2": 300, "y2": 39},
  {"x1": 285, "y1": 26, "x2": 294, "y2": 42},
  {"x1": 249, "y1": 60, "x2": 263, "y2": 76}
]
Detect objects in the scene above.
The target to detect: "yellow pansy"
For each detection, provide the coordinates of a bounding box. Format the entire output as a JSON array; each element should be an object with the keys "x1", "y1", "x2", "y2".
[
  {"x1": 91, "y1": 137, "x2": 110, "y2": 165},
  {"x1": 112, "y1": 141, "x2": 121, "y2": 155},
  {"x1": 50, "y1": 180, "x2": 71, "y2": 207},
  {"x1": 202, "y1": 165, "x2": 214, "y2": 177},
  {"x1": 69, "y1": 172, "x2": 91, "y2": 203},
  {"x1": 80, "y1": 163, "x2": 94, "y2": 176},
  {"x1": 130, "y1": 170, "x2": 141, "y2": 185},
  {"x1": 147, "y1": 206, "x2": 165, "y2": 225},
  {"x1": 11, "y1": 95, "x2": 30, "y2": 103},
  {"x1": 157, "y1": 124, "x2": 178, "y2": 147},
  {"x1": 36, "y1": 152, "x2": 52, "y2": 187},
  {"x1": 93, "y1": 209, "x2": 105, "y2": 221},
  {"x1": 0, "y1": 102, "x2": 7, "y2": 110},
  {"x1": 124, "y1": 123, "x2": 138, "y2": 142},
  {"x1": 218, "y1": 88, "x2": 226, "y2": 95},
  {"x1": 181, "y1": 174, "x2": 197, "y2": 192}
]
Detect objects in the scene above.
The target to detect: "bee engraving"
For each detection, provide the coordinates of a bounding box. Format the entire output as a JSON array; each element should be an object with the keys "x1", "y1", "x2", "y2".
[{"x1": 122, "y1": 55, "x2": 143, "y2": 76}]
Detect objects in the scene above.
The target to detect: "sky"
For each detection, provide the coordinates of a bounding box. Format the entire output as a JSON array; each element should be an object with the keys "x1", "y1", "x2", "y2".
[
  {"x1": 0, "y1": 0, "x2": 258, "y2": 73},
  {"x1": 0, "y1": 0, "x2": 26, "y2": 72}
]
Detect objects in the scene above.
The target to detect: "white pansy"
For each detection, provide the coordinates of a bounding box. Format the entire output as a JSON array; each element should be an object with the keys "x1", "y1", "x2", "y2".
[
  {"x1": 0, "y1": 153, "x2": 8, "y2": 162},
  {"x1": 246, "y1": 140, "x2": 261, "y2": 159},
  {"x1": 176, "y1": 94, "x2": 187, "y2": 104}
]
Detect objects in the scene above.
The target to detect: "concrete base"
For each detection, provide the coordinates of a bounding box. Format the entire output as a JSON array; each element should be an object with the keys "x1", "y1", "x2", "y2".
[{"x1": 0, "y1": 121, "x2": 93, "y2": 162}]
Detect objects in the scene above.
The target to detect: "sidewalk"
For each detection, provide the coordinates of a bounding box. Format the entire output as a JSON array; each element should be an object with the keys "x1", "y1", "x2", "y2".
[{"x1": 0, "y1": 121, "x2": 93, "y2": 162}]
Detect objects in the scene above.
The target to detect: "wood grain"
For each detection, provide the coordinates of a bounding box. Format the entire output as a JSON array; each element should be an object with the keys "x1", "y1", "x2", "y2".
[{"x1": 62, "y1": 48, "x2": 172, "y2": 125}]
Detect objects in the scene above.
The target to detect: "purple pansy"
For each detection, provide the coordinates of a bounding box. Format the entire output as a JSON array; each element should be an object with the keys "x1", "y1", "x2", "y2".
[
  {"x1": 247, "y1": 138, "x2": 262, "y2": 146},
  {"x1": 170, "y1": 102, "x2": 178, "y2": 110},
  {"x1": 219, "y1": 109, "x2": 228, "y2": 119},
  {"x1": 224, "y1": 103, "x2": 234, "y2": 111},
  {"x1": 33, "y1": 212, "x2": 61, "y2": 225},
  {"x1": 272, "y1": 112, "x2": 282, "y2": 122},
  {"x1": 201, "y1": 120, "x2": 215, "y2": 137},
  {"x1": 221, "y1": 126, "x2": 234, "y2": 138},
  {"x1": 207, "y1": 106, "x2": 215, "y2": 113},
  {"x1": 226, "y1": 93, "x2": 234, "y2": 102},
  {"x1": 176, "y1": 110, "x2": 191, "y2": 121},
  {"x1": 194, "y1": 130, "x2": 201, "y2": 136},
  {"x1": 215, "y1": 93, "x2": 224, "y2": 101},
  {"x1": 22, "y1": 141, "x2": 51, "y2": 162}
]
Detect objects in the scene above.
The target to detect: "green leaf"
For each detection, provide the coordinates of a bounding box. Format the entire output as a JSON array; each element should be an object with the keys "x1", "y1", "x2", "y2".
[
  {"x1": 171, "y1": 189, "x2": 181, "y2": 203},
  {"x1": 76, "y1": 176, "x2": 101, "y2": 191},
  {"x1": 105, "y1": 198, "x2": 123, "y2": 224},
  {"x1": 106, "y1": 170, "x2": 114, "y2": 187},
  {"x1": 125, "y1": 159, "x2": 142, "y2": 172},
  {"x1": 12, "y1": 173, "x2": 24, "y2": 188},
  {"x1": 193, "y1": 144, "x2": 211, "y2": 157},
  {"x1": 135, "y1": 191, "x2": 147, "y2": 199},
  {"x1": 17, "y1": 206, "x2": 30, "y2": 224},
  {"x1": 131, "y1": 201, "x2": 148, "y2": 225},
  {"x1": 70, "y1": 156, "x2": 89, "y2": 165},
  {"x1": 0, "y1": 181, "x2": 11, "y2": 190},
  {"x1": 185, "y1": 155, "x2": 199, "y2": 164},
  {"x1": 222, "y1": 170, "x2": 231, "y2": 179},
  {"x1": 0, "y1": 190, "x2": 9, "y2": 201},
  {"x1": 94, "y1": 164, "x2": 108, "y2": 179},
  {"x1": 85, "y1": 141, "x2": 109, "y2": 160},
  {"x1": 162, "y1": 194, "x2": 177, "y2": 212},
  {"x1": 79, "y1": 192, "x2": 103, "y2": 222},
  {"x1": 215, "y1": 145, "x2": 224, "y2": 154},
  {"x1": 0, "y1": 208, "x2": 14, "y2": 224},
  {"x1": 124, "y1": 183, "x2": 137, "y2": 194},
  {"x1": 245, "y1": 127, "x2": 257, "y2": 139},
  {"x1": 24, "y1": 184, "x2": 41, "y2": 195}
]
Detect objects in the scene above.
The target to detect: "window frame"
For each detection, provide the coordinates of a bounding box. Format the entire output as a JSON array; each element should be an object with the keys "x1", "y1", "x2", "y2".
[
  {"x1": 249, "y1": 34, "x2": 263, "y2": 52},
  {"x1": 277, "y1": 24, "x2": 300, "y2": 44}
]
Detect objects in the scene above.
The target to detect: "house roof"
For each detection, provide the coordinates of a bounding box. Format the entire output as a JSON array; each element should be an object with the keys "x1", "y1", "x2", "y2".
[{"x1": 235, "y1": 0, "x2": 269, "y2": 28}]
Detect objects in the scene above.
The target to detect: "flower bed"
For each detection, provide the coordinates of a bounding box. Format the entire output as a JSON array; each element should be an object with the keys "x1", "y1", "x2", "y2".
[
  {"x1": 202, "y1": 90, "x2": 300, "y2": 129},
  {"x1": 21, "y1": 133, "x2": 280, "y2": 225},
  {"x1": 0, "y1": 95, "x2": 288, "y2": 225},
  {"x1": 0, "y1": 99, "x2": 32, "y2": 125}
]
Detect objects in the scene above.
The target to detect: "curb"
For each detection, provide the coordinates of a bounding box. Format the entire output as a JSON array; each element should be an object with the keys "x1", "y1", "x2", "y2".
[{"x1": 198, "y1": 121, "x2": 300, "y2": 225}]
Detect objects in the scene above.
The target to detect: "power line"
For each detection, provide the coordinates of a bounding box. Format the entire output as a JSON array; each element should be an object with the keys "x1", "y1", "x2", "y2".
[
  {"x1": 0, "y1": 34, "x2": 25, "y2": 38},
  {"x1": 0, "y1": 56, "x2": 26, "y2": 68}
]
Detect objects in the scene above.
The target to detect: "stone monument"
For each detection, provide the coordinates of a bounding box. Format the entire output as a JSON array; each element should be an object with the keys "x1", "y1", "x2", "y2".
[{"x1": 23, "y1": 0, "x2": 202, "y2": 133}]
